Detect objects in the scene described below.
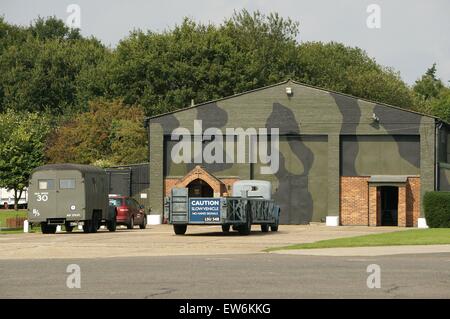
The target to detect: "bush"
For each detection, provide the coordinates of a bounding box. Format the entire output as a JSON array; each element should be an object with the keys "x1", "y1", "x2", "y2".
[{"x1": 423, "y1": 191, "x2": 450, "y2": 228}]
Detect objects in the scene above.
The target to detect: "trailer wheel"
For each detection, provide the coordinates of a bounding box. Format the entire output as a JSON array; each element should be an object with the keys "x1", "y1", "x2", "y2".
[
  {"x1": 238, "y1": 209, "x2": 252, "y2": 236},
  {"x1": 222, "y1": 224, "x2": 230, "y2": 233},
  {"x1": 261, "y1": 224, "x2": 269, "y2": 232},
  {"x1": 271, "y1": 208, "x2": 280, "y2": 232},
  {"x1": 41, "y1": 222, "x2": 57, "y2": 234},
  {"x1": 173, "y1": 224, "x2": 187, "y2": 235}
]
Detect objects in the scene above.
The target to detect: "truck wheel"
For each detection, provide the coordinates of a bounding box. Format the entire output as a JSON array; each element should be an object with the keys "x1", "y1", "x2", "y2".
[
  {"x1": 41, "y1": 222, "x2": 57, "y2": 234},
  {"x1": 83, "y1": 213, "x2": 99, "y2": 233},
  {"x1": 127, "y1": 216, "x2": 134, "y2": 229},
  {"x1": 222, "y1": 224, "x2": 230, "y2": 233},
  {"x1": 173, "y1": 224, "x2": 187, "y2": 235},
  {"x1": 65, "y1": 223, "x2": 74, "y2": 233},
  {"x1": 107, "y1": 216, "x2": 117, "y2": 232},
  {"x1": 91, "y1": 213, "x2": 99, "y2": 233},
  {"x1": 261, "y1": 224, "x2": 269, "y2": 232},
  {"x1": 83, "y1": 222, "x2": 90, "y2": 233},
  {"x1": 139, "y1": 216, "x2": 147, "y2": 229}
]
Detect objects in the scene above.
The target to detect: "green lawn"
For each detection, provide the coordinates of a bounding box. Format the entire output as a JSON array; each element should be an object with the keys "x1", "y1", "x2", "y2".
[
  {"x1": 0, "y1": 209, "x2": 27, "y2": 226},
  {"x1": 267, "y1": 229, "x2": 450, "y2": 251},
  {"x1": 0, "y1": 209, "x2": 34, "y2": 234}
]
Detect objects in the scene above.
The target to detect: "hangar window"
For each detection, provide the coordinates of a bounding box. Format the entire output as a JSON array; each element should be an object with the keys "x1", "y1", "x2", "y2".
[
  {"x1": 60, "y1": 179, "x2": 75, "y2": 189},
  {"x1": 38, "y1": 179, "x2": 55, "y2": 190}
]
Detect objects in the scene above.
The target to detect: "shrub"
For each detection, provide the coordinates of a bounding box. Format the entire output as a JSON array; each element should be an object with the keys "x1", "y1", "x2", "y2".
[{"x1": 423, "y1": 191, "x2": 450, "y2": 228}]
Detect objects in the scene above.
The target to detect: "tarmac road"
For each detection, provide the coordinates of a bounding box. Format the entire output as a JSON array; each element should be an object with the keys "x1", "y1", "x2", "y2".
[
  {"x1": 1, "y1": 225, "x2": 448, "y2": 298},
  {"x1": 1, "y1": 253, "x2": 450, "y2": 298}
]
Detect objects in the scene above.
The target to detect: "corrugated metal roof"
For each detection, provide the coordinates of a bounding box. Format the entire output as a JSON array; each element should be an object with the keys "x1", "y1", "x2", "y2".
[{"x1": 32, "y1": 163, "x2": 105, "y2": 174}]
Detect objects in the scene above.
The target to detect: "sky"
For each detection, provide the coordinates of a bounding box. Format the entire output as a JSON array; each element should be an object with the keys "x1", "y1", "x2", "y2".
[{"x1": 2, "y1": 0, "x2": 449, "y2": 85}]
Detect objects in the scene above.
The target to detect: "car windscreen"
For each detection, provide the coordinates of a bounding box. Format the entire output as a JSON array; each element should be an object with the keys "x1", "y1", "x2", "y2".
[{"x1": 109, "y1": 198, "x2": 122, "y2": 207}]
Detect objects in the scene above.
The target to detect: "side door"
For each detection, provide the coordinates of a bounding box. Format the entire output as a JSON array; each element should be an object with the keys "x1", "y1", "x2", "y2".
[
  {"x1": 32, "y1": 172, "x2": 57, "y2": 220},
  {"x1": 125, "y1": 198, "x2": 136, "y2": 221},
  {"x1": 56, "y1": 177, "x2": 80, "y2": 220}
]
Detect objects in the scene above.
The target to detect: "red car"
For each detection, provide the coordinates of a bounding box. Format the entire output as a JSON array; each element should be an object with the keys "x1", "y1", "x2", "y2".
[{"x1": 108, "y1": 195, "x2": 147, "y2": 229}]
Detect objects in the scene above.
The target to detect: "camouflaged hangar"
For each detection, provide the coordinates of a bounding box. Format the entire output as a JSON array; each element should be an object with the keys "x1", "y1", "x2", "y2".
[{"x1": 146, "y1": 79, "x2": 450, "y2": 227}]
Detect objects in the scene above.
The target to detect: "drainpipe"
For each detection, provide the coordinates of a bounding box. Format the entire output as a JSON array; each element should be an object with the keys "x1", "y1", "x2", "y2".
[
  {"x1": 435, "y1": 121, "x2": 443, "y2": 191},
  {"x1": 143, "y1": 117, "x2": 151, "y2": 212}
]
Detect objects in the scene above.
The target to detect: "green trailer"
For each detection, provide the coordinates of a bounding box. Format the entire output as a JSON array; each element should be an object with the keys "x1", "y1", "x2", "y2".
[
  {"x1": 28, "y1": 164, "x2": 116, "y2": 234},
  {"x1": 165, "y1": 180, "x2": 280, "y2": 235}
]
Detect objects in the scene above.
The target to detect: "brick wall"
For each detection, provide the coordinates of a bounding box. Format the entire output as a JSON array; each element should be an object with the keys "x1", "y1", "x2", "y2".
[
  {"x1": 406, "y1": 177, "x2": 420, "y2": 227},
  {"x1": 164, "y1": 178, "x2": 180, "y2": 196},
  {"x1": 340, "y1": 176, "x2": 370, "y2": 225},
  {"x1": 220, "y1": 178, "x2": 240, "y2": 196},
  {"x1": 368, "y1": 186, "x2": 377, "y2": 226},
  {"x1": 397, "y1": 186, "x2": 407, "y2": 227},
  {"x1": 340, "y1": 176, "x2": 421, "y2": 227}
]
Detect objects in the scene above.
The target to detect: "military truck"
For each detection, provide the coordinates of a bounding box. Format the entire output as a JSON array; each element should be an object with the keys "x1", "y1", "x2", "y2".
[
  {"x1": 28, "y1": 164, "x2": 116, "y2": 234},
  {"x1": 165, "y1": 180, "x2": 280, "y2": 235}
]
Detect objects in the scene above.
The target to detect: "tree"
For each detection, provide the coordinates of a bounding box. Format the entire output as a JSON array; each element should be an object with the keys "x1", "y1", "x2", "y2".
[
  {"x1": 96, "y1": 10, "x2": 415, "y2": 115},
  {"x1": 45, "y1": 99, "x2": 147, "y2": 165},
  {"x1": 0, "y1": 12, "x2": 420, "y2": 118},
  {"x1": 413, "y1": 63, "x2": 444, "y2": 101},
  {"x1": 100, "y1": 10, "x2": 300, "y2": 116},
  {"x1": 0, "y1": 17, "x2": 108, "y2": 115},
  {"x1": 429, "y1": 89, "x2": 450, "y2": 123},
  {"x1": 412, "y1": 64, "x2": 449, "y2": 116},
  {"x1": 0, "y1": 110, "x2": 51, "y2": 210},
  {"x1": 296, "y1": 42, "x2": 414, "y2": 108},
  {"x1": 28, "y1": 16, "x2": 81, "y2": 40}
]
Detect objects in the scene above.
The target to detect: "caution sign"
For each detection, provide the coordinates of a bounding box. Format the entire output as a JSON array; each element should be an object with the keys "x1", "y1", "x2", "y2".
[{"x1": 189, "y1": 198, "x2": 221, "y2": 223}]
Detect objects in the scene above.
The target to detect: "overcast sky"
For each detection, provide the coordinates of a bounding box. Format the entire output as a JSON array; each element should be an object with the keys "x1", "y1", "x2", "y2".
[{"x1": 2, "y1": 0, "x2": 449, "y2": 85}]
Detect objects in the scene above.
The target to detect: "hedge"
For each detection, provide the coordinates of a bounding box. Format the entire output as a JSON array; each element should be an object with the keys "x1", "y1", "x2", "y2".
[{"x1": 423, "y1": 191, "x2": 450, "y2": 228}]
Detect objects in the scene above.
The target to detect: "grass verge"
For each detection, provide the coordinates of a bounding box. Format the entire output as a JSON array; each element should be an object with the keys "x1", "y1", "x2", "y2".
[
  {"x1": 0, "y1": 209, "x2": 39, "y2": 234},
  {"x1": 0, "y1": 209, "x2": 27, "y2": 226},
  {"x1": 266, "y1": 228, "x2": 450, "y2": 251}
]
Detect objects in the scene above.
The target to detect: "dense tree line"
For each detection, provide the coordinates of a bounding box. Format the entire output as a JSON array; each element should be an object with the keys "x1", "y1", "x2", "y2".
[
  {"x1": 1, "y1": 11, "x2": 431, "y2": 119},
  {"x1": 0, "y1": 10, "x2": 449, "y2": 207}
]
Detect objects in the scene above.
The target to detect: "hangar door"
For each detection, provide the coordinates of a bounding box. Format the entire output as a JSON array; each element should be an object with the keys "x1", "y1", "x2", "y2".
[{"x1": 253, "y1": 135, "x2": 328, "y2": 224}]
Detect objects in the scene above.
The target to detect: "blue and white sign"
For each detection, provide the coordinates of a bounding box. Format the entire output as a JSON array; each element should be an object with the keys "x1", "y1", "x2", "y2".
[{"x1": 189, "y1": 198, "x2": 221, "y2": 223}]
